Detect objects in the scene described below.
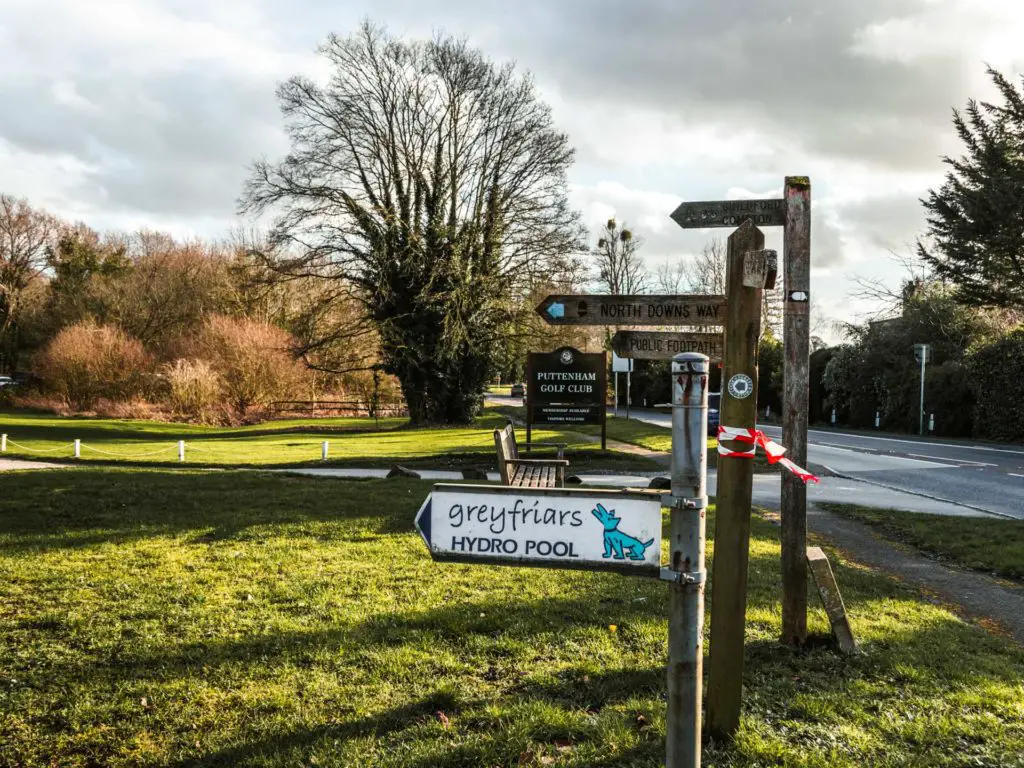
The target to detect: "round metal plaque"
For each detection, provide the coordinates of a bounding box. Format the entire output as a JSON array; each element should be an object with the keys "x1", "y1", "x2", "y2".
[{"x1": 727, "y1": 373, "x2": 753, "y2": 400}]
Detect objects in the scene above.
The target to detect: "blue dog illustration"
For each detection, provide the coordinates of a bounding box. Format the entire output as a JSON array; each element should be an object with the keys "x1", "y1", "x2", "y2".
[{"x1": 591, "y1": 503, "x2": 655, "y2": 561}]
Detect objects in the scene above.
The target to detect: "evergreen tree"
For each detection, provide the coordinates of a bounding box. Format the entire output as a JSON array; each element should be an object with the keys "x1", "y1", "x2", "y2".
[{"x1": 919, "y1": 67, "x2": 1024, "y2": 311}]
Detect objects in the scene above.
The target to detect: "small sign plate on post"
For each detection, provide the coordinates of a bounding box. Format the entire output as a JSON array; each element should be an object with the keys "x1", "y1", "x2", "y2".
[
  {"x1": 670, "y1": 199, "x2": 786, "y2": 230},
  {"x1": 612, "y1": 330, "x2": 723, "y2": 361},
  {"x1": 537, "y1": 295, "x2": 727, "y2": 326},
  {"x1": 415, "y1": 484, "x2": 663, "y2": 576}
]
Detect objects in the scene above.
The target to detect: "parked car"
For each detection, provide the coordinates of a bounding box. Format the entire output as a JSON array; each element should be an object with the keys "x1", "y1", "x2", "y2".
[
  {"x1": 510, "y1": 383, "x2": 525, "y2": 398},
  {"x1": 0, "y1": 375, "x2": 15, "y2": 389},
  {"x1": 708, "y1": 392, "x2": 721, "y2": 436}
]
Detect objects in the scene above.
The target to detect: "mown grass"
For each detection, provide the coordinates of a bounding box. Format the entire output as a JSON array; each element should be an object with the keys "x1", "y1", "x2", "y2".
[
  {"x1": 821, "y1": 503, "x2": 1024, "y2": 582},
  {"x1": 1, "y1": 469, "x2": 1021, "y2": 766},
  {"x1": 0, "y1": 410, "x2": 658, "y2": 472}
]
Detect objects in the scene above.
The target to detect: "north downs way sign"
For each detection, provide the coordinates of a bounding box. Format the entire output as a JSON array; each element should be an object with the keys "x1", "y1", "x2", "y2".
[
  {"x1": 415, "y1": 484, "x2": 663, "y2": 576},
  {"x1": 537, "y1": 294, "x2": 726, "y2": 326},
  {"x1": 612, "y1": 330, "x2": 724, "y2": 361}
]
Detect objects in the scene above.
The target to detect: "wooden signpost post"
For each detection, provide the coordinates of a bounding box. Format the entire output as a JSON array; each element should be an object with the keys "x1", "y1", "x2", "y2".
[
  {"x1": 703, "y1": 220, "x2": 765, "y2": 740},
  {"x1": 781, "y1": 177, "x2": 812, "y2": 647}
]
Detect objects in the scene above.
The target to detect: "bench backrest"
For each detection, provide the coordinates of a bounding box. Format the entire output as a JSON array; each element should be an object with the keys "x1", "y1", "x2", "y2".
[{"x1": 493, "y1": 423, "x2": 519, "y2": 483}]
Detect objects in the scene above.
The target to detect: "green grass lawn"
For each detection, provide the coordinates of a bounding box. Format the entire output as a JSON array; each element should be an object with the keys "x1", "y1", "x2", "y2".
[
  {"x1": 0, "y1": 410, "x2": 659, "y2": 472},
  {"x1": 1, "y1": 469, "x2": 1021, "y2": 766},
  {"x1": 821, "y1": 503, "x2": 1024, "y2": 582}
]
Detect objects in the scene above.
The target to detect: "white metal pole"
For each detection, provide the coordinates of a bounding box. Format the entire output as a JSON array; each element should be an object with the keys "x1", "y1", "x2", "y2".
[
  {"x1": 929, "y1": 413, "x2": 935, "y2": 433},
  {"x1": 614, "y1": 372, "x2": 619, "y2": 417},
  {"x1": 831, "y1": 408, "x2": 836, "y2": 425},
  {"x1": 875, "y1": 410, "x2": 880, "y2": 429},
  {"x1": 74, "y1": 439, "x2": 81, "y2": 459},
  {"x1": 178, "y1": 440, "x2": 185, "y2": 463},
  {"x1": 666, "y1": 352, "x2": 709, "y2": 768},
  {"x1": 1, "y1": 434, "x2": 5, "y2": 452},
  {"x1": 322, "y1": 440, "x2": 329, "y2": 461},
  {"x1": 919, "y1": 354, "x2": 926, "y2": 436}
]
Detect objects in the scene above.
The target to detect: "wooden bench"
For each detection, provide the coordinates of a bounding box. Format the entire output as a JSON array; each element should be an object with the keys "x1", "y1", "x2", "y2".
[{"x1": 493, "y1": 422, "x2": 569, "y2": 488}]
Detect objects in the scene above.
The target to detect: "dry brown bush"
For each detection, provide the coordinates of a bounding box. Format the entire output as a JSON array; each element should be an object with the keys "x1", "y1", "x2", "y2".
[
  {"x1": 165, "y1": 358, "x2": 223, "y2": 424},
  {"x1": 185, "y1": 315, "x2": 310, "y2": 419},
  {"x1": 33, "y1": 322, "x2": 153, "y2": 411}
]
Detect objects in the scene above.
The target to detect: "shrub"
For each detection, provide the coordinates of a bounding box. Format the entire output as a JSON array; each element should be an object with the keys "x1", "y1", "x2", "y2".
[
  {"x1": 187, "y1": 315, "x2": 310, "y2": 419},
  {"x1": 33, "y1": 322, "x2": 152, "y2": 411},
  {"x1": 968, "y1": 328, "x2": 1024, "y2": 441},
  {"x1": 165, "y1": 358, "x2": 223, "y2": 423}
]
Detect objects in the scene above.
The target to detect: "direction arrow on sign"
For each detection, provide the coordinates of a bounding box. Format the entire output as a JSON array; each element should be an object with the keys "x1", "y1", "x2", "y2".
[
  {"x1": 415, "y1": 484, "x2": 663, "y2": 576},
  {"x1": 612, "y1": 330, "x2": 724, "y2": 361},
  {"x1": 670, "y1": 198, "x2": 786, "y2": 229},
  {"x1": 537, "y1": 294, "x2": 727, "y2": 326}
]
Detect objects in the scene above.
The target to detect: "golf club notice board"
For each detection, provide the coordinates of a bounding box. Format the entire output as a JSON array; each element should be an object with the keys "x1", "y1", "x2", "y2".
[{"x1": 526, "y1": 347, "x2": 606, "y2": 449}]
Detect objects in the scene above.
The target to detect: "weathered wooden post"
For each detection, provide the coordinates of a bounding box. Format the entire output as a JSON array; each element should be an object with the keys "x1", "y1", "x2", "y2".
[
  {"x1": 781, "y1": 176, "x2": 811, "y2": 646},
  {"x1": 706, "y1": 219, "x2": 764, "y2": 740}
]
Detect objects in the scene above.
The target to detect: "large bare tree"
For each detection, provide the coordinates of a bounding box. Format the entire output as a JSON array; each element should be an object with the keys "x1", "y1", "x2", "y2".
[
  {"x1": 243, "y1": 23, "x2": 584, "y2": 423},
  {"x1": 0, "y1": 195, "x2": 57, "y2": 372},
  {"x1": 592, "y1": 218, "x2": 647, "y2": 294}
]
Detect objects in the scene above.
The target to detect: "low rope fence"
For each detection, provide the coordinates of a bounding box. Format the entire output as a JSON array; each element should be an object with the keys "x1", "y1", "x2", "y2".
[{"x1": 1, "y1": 429, "x2": 500, "y2": 464}]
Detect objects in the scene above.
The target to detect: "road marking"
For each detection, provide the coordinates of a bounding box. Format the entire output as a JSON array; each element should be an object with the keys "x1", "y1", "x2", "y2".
[
  {"x1": 906, "y1": 453, "x2": 996, "y2": 467},
  {"x1": 1009, "y1": 473, "x2": 1024, "y2": 479},
  {"x1": 791, "y1": 428, "x2": 1024, "y2": 457}
]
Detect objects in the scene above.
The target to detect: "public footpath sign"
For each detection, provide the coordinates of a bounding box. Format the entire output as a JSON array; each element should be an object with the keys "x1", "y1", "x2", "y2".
[
  {"x1": 537, "y1": 294, "x2": 726, "y2": 326},
  {"x1": 415, "y1": 484, "x2": 663, "y2": 577},
  {"x1": 670, "y1": 198, "x2": 786, "y2": 229},
  {"x1": 613, "y1": 330, "x2": 724, "y2": 362}
]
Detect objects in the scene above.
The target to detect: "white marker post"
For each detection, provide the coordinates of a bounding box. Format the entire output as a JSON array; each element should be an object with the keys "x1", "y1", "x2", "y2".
[
  {"x1": 1, "y1": 434, "x2": 6, "y2": 452},
  {"x1": 322, "y1": 441, "x2": 329, "y2": 461},
  {"x1": 74, "y1": 439, "x2": 81, "y2": 459},
  {"x1": 178, "y1": 440, "x2": 185, "y2": 463}
]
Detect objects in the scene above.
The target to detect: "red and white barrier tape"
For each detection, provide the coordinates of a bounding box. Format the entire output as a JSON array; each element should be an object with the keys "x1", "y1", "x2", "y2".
[{"x1": 717, "y1": 426, "x2": 819, "y2": 484}]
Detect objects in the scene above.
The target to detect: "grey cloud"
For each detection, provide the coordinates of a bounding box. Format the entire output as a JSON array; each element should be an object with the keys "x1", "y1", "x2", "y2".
[{"x1": 358, "y1": 0, "x2": 973, "y2": 171}]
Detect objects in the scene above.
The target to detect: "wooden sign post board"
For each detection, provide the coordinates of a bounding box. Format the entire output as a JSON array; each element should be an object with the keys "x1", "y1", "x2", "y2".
[
  {"x1": 612, "y1": 330, "x2": 724, "y2": 362},
  {"x1": 536, "y1": 294, "x2": 726, "y2": 326},
  {"x1": 526, "y1": 347, "x2": 607, "y2": 450},
  {"x1": 415, "y1": 484, "x2": 663, "y2": 576}
]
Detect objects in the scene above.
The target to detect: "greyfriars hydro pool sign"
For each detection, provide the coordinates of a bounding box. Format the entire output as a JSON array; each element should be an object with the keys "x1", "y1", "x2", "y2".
[{"x1": 415, "y1": 484, "x2": 663, "y2": 576}]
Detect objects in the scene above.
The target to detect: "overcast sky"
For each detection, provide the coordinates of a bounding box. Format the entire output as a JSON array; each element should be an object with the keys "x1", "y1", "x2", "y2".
[{"x1": 3, "y1": 0, "x2": 1023, "y2": 337}]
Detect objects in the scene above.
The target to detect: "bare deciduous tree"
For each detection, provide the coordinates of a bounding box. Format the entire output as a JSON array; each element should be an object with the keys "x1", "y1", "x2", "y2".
[
  {"x1": 659, "y1": 238, "x2": 781, "y2": 337},
  {"x1": 592, "y1": 219, "x2": 647, "y2": 294},
  {"x1": 243, "y1": 23, "x2": 585, "y2": 423},
  {"x1": 0, "y1": 195, "x2": 57, "y2": 371}
]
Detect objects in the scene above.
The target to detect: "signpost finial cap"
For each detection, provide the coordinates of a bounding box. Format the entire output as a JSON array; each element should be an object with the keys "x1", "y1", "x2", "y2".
[{"x1": 672, "y1": 352, "x2": 709, "y2": 374}]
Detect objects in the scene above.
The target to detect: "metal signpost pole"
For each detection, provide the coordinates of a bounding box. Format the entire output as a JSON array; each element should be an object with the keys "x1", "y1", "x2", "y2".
[{"x1": 665, "y1": 353, "x2": 709, "y2": 768}]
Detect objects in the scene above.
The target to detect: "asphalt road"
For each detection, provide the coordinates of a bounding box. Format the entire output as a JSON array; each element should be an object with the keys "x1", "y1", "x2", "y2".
[{"x1": 623, "y1": 408, "x2": 1024, "y2": 519}]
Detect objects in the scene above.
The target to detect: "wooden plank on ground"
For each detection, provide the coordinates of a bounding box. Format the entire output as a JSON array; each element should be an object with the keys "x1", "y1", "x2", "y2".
[{"x1": 806, "y1": 546, "x2": 858, "y2": 654}]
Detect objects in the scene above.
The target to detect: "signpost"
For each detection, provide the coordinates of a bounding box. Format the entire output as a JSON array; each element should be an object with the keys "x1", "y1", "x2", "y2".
[
  {"x1": 670, "y1": 198, "x2": 786, "y2": 230},
  {"x1": 781, "y1": 177, "x2": 812, "y2": 646},
  {"x1": 536, "y1": 294, "x2": 726, "y2": 326},
  {"x1": 705, "y1": 220, "x2": 765, "y2": 741},
  {"x1": 415, "y1": 484, "x2": 662, "y2": 576},
  {"x1": 613, "y1": 330, "x2": 723, "y2": 362},
  {"x1": 526, "y1": 346, "x2": 606, "y2": 449}
]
